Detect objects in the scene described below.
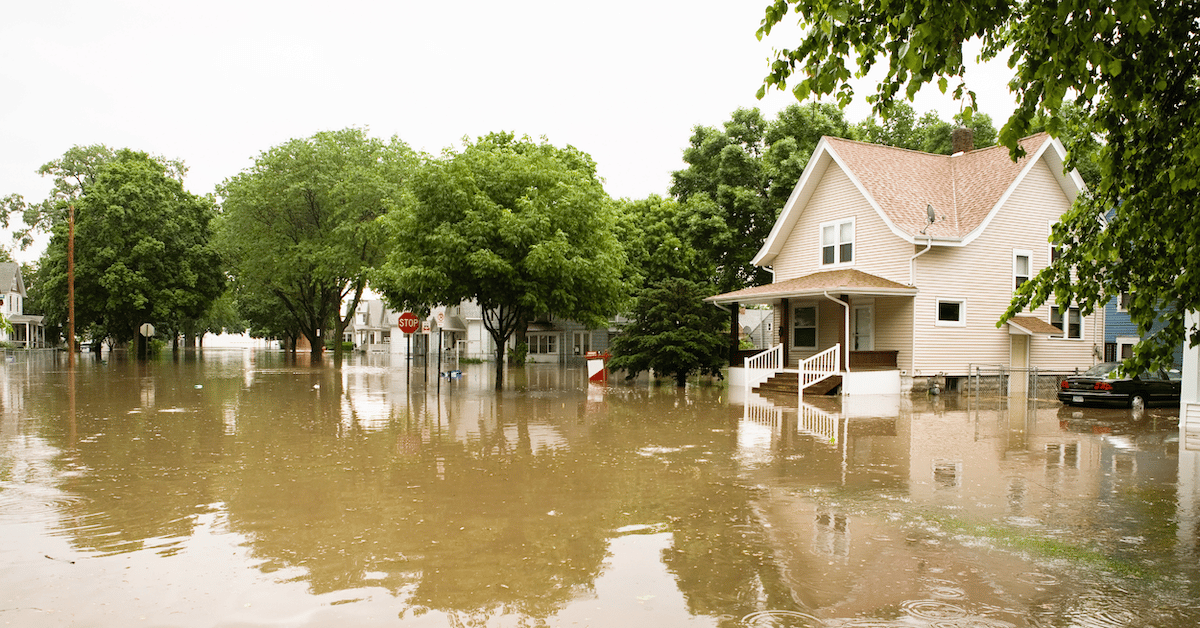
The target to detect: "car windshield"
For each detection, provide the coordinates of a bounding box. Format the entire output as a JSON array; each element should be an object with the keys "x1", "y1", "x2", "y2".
[{"x1": 1167, "y1": 368, "x2": 1183, "y2": 381}]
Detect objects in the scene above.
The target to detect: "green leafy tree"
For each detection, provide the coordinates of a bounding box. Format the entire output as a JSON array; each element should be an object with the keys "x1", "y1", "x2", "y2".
[
  {"x1": 608, "y1": 277, "x2": 728, "y2": 387},
  {"x1": 608, "y1": 196, "x2": 728, "y2": 387},
  {"x1": 190, "y1": 290, "x2": 247, "y2": 347},
  {"x1": 373, "y1": 132, "x2": 625, "y2": 389},
  {"x1": 856, "y1": 102, "x2": 997, "y2": 154},
  {"x1": 670, "y1": 103, "x2": 855, "y2": 293},
  {"x1": 217, "y1": 128, "x2": 416, "y2": 362},
  {"x1": 2, "y1": 144, "x2": 187, "y2": 251},
  {"x1": 36, "y1": 150, "x2": 224, "y2": 349},
  {"x1": 756, "y1": 0, "x2": 1200, "y2": 372}
]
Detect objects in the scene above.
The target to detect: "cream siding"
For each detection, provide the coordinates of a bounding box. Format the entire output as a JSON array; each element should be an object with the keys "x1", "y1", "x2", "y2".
[
  {"x1": 910, "y1": 159, "x2": 1099, "y2": 376},
  {"x1": 772, "y1": 165, "x2": 911, "y2": 284}
]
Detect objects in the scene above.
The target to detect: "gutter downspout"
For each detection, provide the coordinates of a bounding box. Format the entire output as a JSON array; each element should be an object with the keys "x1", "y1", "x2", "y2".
[
  {"x1": 910, "y1": 237, "x2": 932, "y2": 286},
  {"x1": 824, "y1": 291, "x2": 850, "y2": 373},
  {"x1": 909, "y1": 237, "x2": 933, "y2": 383}
]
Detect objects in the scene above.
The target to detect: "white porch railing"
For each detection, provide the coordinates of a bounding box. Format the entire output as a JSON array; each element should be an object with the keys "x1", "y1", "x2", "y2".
[
  {"x1": 798, "y1": 402, "x2": 841, "y2": 445},
  {"x1": 743, "y1": 344, "x2": 784, "y2": 399},
  {"x1": 799, "y1": 344, "x2": 841, "y2": 400}
]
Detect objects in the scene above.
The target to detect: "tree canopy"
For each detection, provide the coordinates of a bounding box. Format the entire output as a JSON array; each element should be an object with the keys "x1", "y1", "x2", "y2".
[
  {"x1": 757, "y1": 0, "x2": 1200, "y2": 371},
  {"x1": 37, "y1": 149, "x2": 224, "y2": 346},
  {"x1": 670, "y1": 103, "x2": 855, "y2": 293},
  {"x1": 607, "y1": 196, "x2": 728, "y2": 386},
  {"x1": 372, "y1": 132, "x2": 625, "y2": 389},
  {"x1": 217, "y1": 128, "x2": 416, "y2": 362}
]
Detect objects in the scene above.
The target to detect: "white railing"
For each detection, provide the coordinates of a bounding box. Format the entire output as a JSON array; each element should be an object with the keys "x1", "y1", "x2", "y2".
[
  {"x1": 743, "y1": 343, "x2": 784, "y2": 399},
  {"x1": 799, "y1": 344, "x2": 841, "y2": 400},
  {"x1": 744, "y1": 401, "x2": 784, "y2": 426},
  {"x1": 744, "y1": 343, "x2": 783, "y2": 370},
  {"x1": 798, "y1": 402, "x2": 840, "y2": 445}
]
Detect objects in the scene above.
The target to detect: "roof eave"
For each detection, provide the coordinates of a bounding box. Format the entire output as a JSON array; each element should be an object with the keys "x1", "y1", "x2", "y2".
[{"x1": 707, "y1": 286, "x2": 918, "y2": 305}]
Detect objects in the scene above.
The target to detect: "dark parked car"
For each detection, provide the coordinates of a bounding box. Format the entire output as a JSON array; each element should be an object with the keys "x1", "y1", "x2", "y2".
[{"x1": 1058, "y1": 362, "x2": 1181, "y2": 409}]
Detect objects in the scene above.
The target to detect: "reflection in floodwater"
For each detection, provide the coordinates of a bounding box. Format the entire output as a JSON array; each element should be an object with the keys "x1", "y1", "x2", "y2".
[{"x1": 0, "y1": 350, "x2": 1197, "y2": 627}]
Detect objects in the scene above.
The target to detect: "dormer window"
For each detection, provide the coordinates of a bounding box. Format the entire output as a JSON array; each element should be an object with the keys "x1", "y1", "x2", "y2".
[{"x1": 821, "y1": 218, "x2": 854, "y2": 265}]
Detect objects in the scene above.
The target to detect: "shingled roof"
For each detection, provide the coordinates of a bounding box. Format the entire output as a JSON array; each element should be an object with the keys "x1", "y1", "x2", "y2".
[
  {"x1": 707, "y1": 268, "x2": 918, "y2": 305},
  {"x1": 755, "y1": 133, "x2": 1085, "y2": 267}
]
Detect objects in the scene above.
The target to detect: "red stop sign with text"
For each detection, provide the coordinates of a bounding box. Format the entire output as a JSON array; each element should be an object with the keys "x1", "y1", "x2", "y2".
[{"x1": 397, "y1": 312, "x2": 420, "y2": 334}]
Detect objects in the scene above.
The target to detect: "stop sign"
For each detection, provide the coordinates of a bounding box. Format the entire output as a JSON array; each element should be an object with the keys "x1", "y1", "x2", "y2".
[{"x1": 397, "y1": 312, "x2": 420, "y2": 334}]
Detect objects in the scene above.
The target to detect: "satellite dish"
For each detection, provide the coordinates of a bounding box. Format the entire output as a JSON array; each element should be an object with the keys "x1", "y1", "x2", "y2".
[{"x1": 921, "y1": 203, "x2": 937, "y2": 234}]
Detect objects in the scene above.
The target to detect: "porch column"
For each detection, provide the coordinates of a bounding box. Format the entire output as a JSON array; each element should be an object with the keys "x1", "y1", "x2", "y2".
[
  {"x1": 780, "y1": 298, "x2": 790, "y2": 366},
  {"x1": 728, "y1": 301, "x2": 739, "y2": 366},
  {"x1": 841, "y1": 295, "x2": 850, "y2": 371}
]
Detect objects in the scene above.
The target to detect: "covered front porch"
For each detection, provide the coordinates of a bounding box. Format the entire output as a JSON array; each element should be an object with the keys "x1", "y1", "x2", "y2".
[
  {"x1": 708, "y1": 269, "x2": 918, "y2": 398},
  {"x1": 7, "y1": 314, "x2": 45, "y2": 349}
]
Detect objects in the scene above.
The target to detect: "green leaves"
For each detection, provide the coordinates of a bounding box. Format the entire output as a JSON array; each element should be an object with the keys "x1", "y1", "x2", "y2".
[
  {"x1": 218, "y1": 128, "x2": 417, "y2": 358},
  {"x1": 38, "y1": 149, "x2": 224, "y2": 345},
  {"x1": 375, "y1": 134, "x2": 626, "y2": 385},
  {"x1": 757, "y1": 0, "x2": 1200, "y2": 371}
]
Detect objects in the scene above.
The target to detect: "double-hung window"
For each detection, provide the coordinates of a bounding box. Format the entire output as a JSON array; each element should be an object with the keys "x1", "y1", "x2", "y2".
[
  {"x1": 821, "y1": 219, "x2": 854, "y2": 266},
  {"x1": 792, "y1": 304, "x2": 818, "y2": 349},
  {"x1": 1013, "y1": 250, "x2": 1031, "y2": 290},
  {"x1": 1050, "y1": 304, "x2": 1082, "y2": 339}
]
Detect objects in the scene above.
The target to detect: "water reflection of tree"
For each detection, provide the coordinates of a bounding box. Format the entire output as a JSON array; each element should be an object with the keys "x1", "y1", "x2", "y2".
[
  {"x1": 27, "y1": 360, "x2": 808, "y2": 624},
  {"x1": 40, "y1": 360, "x2": 237, "y2": 555},
  {"x1": 219, "y1": 386, "x2": 623, "y2": 620},
  {"x1": 600, "y1": 388, "x2": 805, "y2": 624}
]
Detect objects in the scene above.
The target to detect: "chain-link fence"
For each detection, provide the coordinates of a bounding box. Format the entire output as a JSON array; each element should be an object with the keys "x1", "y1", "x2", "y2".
[{"x1": 965, "y1": 364, "x2": 1083, "y2": 403}]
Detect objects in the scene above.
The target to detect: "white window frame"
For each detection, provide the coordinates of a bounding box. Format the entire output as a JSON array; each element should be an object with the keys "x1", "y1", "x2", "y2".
[
  {"x1": 1050, "y1": 303, "x2": 1083, "y2": 340},
  {"x1": 1013, "y1": 249, "x2": 1032, "y2": 290},
  {"x1": 1116, "y1": 291, "x2": 1131, "y2": 313},
  {"x1": 791, "y1": 303, "x2": 819, "y2": 350},
  {"x1": 528, "y1": 333, "x2": 558, "y2": 354},
  {"x1": 935, "y1": 298, "x2": 967, "y2": 327},
  {"x1": 1115, "y1": 336, "x2": 1138, "y2": 360},
  {"x1": 1048, "y1": 220, "x2": 1062, "y2": 265},
  {"x1": 819, "y1": 218, "x2": 855, "y2": 267}
]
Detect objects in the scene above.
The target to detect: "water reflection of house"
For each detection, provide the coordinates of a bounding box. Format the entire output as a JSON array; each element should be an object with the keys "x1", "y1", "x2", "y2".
[
  {"x1": 739, "y1": 396, "x2": 1188, "y2": 618},
  {"x1": 0, "y1": 263, "x2": 45, "y2": 348},
  {"x1": 344, "y1": 297, "x2": 615, "y2": 364}
]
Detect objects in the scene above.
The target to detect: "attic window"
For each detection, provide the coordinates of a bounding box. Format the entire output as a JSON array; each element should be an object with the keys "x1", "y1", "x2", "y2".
[{"x1": 821, "y1": 219, "x2": 854, "y2": 265}]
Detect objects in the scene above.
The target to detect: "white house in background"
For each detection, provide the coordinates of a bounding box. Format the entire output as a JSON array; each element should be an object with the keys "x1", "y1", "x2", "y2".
[
  {"x1": 344, "y1": 297, "x2": 614, "y2": 365},
  {"x1": 708, "y1": 131, "x2": 1101, "y2": 396},
  {"x1": 0, "y1": 263, "x2": 44, "y2": 349}
]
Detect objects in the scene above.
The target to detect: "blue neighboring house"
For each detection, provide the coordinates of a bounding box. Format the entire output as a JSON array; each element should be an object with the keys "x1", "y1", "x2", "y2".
[{"x1": 1103, "y1": 292, "x2": 1184, "y2": 366}]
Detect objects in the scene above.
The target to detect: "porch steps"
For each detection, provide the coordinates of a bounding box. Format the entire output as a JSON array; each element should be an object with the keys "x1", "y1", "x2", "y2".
[{"x1": 753, "y1": 372, "x2": 842, "y2": 397}]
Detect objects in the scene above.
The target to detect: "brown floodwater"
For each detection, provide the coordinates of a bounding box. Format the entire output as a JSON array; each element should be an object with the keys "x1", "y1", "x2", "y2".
[{"x1": 1, "y1": 349, "x2": 1198, "y2": 628}]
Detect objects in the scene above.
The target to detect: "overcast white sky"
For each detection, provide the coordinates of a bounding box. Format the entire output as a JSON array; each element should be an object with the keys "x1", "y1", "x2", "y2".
[{"x1": 1, "y1": 0, "x2": 1018, "y2": 263}]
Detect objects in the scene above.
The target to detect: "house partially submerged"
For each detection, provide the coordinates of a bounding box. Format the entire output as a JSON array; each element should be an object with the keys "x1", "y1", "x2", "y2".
[
  {"x1": 345, "y1": 298, "x2": 613, "y2": 364},
  {"x1": 709, "y1": 131, "x2": 1101, "y2": 396}
]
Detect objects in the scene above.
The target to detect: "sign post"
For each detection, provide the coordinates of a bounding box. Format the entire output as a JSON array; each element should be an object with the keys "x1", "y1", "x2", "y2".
[{"x1": 398, "y1": 312, "x2": 419, "y2": 376}]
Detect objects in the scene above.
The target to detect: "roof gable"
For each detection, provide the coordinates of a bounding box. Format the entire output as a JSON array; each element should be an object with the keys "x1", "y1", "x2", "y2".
[
  {"x1": 755, "y1": 133, "x2": 1085, "y2": 267},
  {"x1": 0, "y1": 263, "x2": 24, "y2": 297}
]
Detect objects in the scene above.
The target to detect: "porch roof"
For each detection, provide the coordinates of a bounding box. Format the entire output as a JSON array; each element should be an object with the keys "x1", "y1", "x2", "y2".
[
  {"x1": 706, "y1": 269, "x2": 918, "y2": 305},
  {"x1": 1007, "y1": 315, "x2": 1063, "y2": 337}
]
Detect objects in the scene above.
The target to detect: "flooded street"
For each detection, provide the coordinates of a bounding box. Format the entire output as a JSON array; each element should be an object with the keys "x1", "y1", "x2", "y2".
[{"x1": 2, "y1": 350, "x2": 1199, "y2": 627}]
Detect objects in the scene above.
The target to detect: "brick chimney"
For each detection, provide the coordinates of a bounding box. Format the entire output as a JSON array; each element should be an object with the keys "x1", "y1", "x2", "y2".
[{"x1": 951, "y1": 127, "x2": 974, "y2": 154}]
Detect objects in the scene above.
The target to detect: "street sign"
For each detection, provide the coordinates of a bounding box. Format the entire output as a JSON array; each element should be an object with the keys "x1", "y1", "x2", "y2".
[
  {"x1": 397, "y1": 312, "x2": 420, "y2": 335},
  {"x1": 140, "y1": 323, "x2": 155, "y2": 337}
]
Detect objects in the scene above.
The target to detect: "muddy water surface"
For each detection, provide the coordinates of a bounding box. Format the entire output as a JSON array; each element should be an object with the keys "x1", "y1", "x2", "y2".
[{"x1": 1, "y1": 350, "x2": 1198, "y2": 627}]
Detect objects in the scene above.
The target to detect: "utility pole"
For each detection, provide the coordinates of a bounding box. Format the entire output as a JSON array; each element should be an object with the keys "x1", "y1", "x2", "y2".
[{"x1": 67, "y1": 203, "x2": 75, "y2": 368}]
